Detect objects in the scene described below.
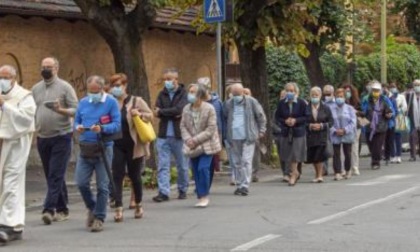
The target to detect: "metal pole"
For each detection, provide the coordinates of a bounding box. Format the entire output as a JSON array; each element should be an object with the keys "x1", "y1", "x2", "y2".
[
  {"x1": 381, "y1": 0, "x2": 387, "y2": 84},
  {"x1": 217, "y1": 22, "x2": 223, "y2": 96}
]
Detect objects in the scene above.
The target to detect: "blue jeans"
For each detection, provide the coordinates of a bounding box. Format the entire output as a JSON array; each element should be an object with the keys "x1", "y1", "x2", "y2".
[
  {"x1": 37, "y1": 134, "x2": 72, "y2": 214},
  {"x1": 156, "y1": 138, "x2": 189, "y2": 196},
  {"x1": 191, "y1": 154, "x2": 213, "y2": 198},
  {"x1": 394, "y1": 132, "x2": 402, "y2": 156},
  {"x1": 75, "y1": 146, "x2": 112, "y2": 221}
]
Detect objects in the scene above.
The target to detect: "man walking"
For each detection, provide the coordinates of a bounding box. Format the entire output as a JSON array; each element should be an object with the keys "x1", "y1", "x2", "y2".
[
  {"x1": 32, "y1": 57, "x2": 78, "y2": 224},
  {"x1": 0, "y1": 65, "x2": 36, "y2": 244},
  {"x1": 153, "y1": 68, "x2": 189, "y2": 202},
  {"x1": 224, "y1": 83, "x2": 266, "y2": 196}
]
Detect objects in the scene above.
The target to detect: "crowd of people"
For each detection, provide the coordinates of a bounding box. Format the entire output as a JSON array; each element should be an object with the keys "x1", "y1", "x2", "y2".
[{"x1": 0, "y1": 56, "x2": 419, "y2": 245}]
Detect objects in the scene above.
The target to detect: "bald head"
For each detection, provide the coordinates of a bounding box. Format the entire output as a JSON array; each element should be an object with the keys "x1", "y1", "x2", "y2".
[
  {"x1": 230, "y1": 83, "x2": 244, "y2": 96},
  {"x1": 0, "y1": 65, "x2": 17, "y2": 78},
  {"x1": 243, "y1": 88, "x2": 252, "y2": 96}
]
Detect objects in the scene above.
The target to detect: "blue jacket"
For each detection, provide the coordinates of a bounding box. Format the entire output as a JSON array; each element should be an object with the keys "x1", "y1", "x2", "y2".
[
  {"x1": 361, "y1": 94, "x2": 395, "y2": 134},
  {"x1": 75, "y1": 93, "x2": 121, "y2": 146},
  {"x1": 275, "y1": 97, "x2": 307, "y2": 138},
  {"x1": 329, "y1": 103, "x2": 357, "y2": 144},
  {"x1": 388, "y1": 95, "x2": 398, "y2": 129},
  {"x1": 207, "y1": 93, "x2": 224, "y2": 139}
]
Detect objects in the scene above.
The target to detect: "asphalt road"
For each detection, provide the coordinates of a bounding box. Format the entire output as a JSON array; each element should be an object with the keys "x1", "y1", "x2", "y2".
[{"x1": 7, "y1": 154, "x2": 420, "y2": 252}]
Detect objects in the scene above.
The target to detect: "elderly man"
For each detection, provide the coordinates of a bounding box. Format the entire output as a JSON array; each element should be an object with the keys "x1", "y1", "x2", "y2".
[
  {"x1": 406, "y1": 79, "x2": 420, "y2": 161},
  {"x1": 153, "y1": 68, "x2": 189, "y2": 202},
  {"x1": 75, "y1": 76, "x2": 121, "y2": 232},
  {"x1": 224, "y1": 83, "x2": 266, "y2": 196},
  {"x1": 0, "y1": 65, "x2": 36, "y2": 244},
  {"x1": 32, "y1": 57, "x2": 78, "y2": 225}
]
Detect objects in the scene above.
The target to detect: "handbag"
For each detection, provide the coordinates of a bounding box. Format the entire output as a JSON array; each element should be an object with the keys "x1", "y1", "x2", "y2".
[
  {"x1": 79, "y1": 142, "x2": 103, "y2": 158},
  {"x1": 132, "y1": 97, "x2": 156, "y2": 143},
  {"x1": 395, "y1": 113, "x2": 411, "y2": 133},
  {"x1": 183, "y1": 144, "x2": 204, "y2": 158}
]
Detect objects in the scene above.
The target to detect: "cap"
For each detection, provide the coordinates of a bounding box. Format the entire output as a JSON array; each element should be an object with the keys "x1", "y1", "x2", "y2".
[{"x1": 371, "y1": 82, "x2": 382, "y2": 90}]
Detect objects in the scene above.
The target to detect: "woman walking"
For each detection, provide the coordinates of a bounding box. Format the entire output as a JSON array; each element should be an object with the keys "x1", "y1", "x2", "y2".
[
  {"x1": 109, "y1": 73, "x2": 153, "y2": 222},
  {"x1": 389, "y1": 83, "x2": 407, "y2": 164},
  {"x1": 330, "y1": 88, "x2": 357, "y2": 180},
  {"x1": 305, "y1": 87, "x2": 333, "y2": 183},
  {"x1": 180, "y1": 84, "x2": 221, "y2": 207}
]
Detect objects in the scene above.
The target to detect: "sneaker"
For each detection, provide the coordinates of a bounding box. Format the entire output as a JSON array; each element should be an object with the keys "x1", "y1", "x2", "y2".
[
  {"x1": 53, "y1": 212, "x2": 69, "y2": 222},
  {"x1": 178, "y1": 191, "x2": 187, "y2": 200},
  {"x1": 334, "y1": 174, "x2": 343, "y2": 181},
  {"x1": 344, "y1": 171, "x2": 352, "y2": 179},
  {"x1": 372, "y1": 165, "x2": 380, "y2": 170},
  {"x1": 282, "y1": 175, "x2": 290, "y2": 183},
  {"x1": 234, "y1": 188, "x2": 242, "y2": 196},
  {"x1": 352, "y1": 167, "x2": 360, "y2": 176},
  {"x1": 194, "y1": 197, "x2": 210, "y2": 208},
  {"x1": 252, "y1": 175, "x2": 259, "y2": 183},
  {"x1": 234, "y1": 187, "x2": 248, "y2": 196},
  {"x1": 42, "y1": 212, "x2": 53, "y2": 225},
  {"x1": 86, "y1": 210, "x2": 95, "y2": 228},
  {"x1": 90, "y1": 219, "x2": 104, "y2": 233},
  {"x1": 0, "y1": 227, "x2": 22, "y2": 244},
  {"x1": 152, "y1": 193, "x2": 169, "y2": 203},
  {"x1": 397, "y1": 157, "x2": 402, "y2": 164},
  {"x1": 409, "y1": 157, "x2": 416, "y2": 162}
]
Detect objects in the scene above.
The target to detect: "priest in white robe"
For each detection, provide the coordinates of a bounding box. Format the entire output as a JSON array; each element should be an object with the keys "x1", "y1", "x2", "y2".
[{"x1": 0, "y1": 65, "x2": 36, "y2": 245}]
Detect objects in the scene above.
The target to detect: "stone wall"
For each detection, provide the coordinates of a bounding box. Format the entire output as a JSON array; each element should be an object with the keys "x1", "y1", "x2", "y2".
[{"x1": 0, "y1": 15, "x2": 217, "y2": 167}]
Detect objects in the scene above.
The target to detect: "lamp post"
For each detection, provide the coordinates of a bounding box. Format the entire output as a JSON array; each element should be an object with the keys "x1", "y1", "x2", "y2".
[{"x1": 380, "y1": 0, "x2": 387, "y2": 84}]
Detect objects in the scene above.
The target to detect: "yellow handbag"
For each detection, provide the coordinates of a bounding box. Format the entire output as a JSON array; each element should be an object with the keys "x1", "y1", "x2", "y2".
[{"x1": 132, "y1": 97, "x2": 156, "y2": 143}]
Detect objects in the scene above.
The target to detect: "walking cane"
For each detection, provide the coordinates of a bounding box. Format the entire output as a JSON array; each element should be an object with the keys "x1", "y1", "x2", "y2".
[{"x1": 97, "y1": 133, "x2": 116, "y2": 196}]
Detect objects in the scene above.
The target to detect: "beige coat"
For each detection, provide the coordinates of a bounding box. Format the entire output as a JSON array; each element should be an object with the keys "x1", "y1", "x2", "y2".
[
  {"x1": 123, "y1": 96, "x2": 153, "y2": 159},
  {"x1": 180, "y1": 102, "x2": 221, "y2": 156}
]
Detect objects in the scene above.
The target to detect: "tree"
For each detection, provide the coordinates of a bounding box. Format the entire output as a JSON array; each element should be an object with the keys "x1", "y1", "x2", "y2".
[
  {"x1": 393, "y1": 0, "x2": 420, "y2": 42},
  {"x1": 73, "y1": 0, "x2": 165, "y2": 103}
]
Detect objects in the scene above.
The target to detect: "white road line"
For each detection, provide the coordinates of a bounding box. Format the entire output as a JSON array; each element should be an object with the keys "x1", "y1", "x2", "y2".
[
  {"x1": 347, "y1": 174, "x2": 413, "y2": 186},
  {"x1": 231, "y1": 234, "x2": 282, "y2": 251},
  {"x1": 308, "y1": 186, "x2": 419, "y2": 225}
]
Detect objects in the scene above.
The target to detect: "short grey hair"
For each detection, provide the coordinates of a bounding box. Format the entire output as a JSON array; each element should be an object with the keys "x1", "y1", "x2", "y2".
[
  {"x1": 87, "y1": 75, "x2": 105, "y2": 88},
  {"x1": 163, "y1": 68, "x2": 179, "y2": 77},
  {"x1": 43, "y1": 57, "x2": 60, "y2": 69},
  {"x1": 310, "y1": 86, "x2": 322, "y2": 95},
  {"x1": 323, "y1": 85, "x2": 334, "y2": 93},
  {"x1": 0, "y1": 65, "x2": 17, "y2": 77},
  {"x1": 285, "y1": 82, "x2": 300, "y2": 94},
  {"x1": 188, "y1": 83, "x2": 207, "y2": 100}
]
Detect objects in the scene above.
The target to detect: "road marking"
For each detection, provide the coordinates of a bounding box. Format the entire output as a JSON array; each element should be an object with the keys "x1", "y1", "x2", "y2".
[
  {"x1": 308, "y1": 186, "x2": 419, "y2": 225},
  {"x1": 231, "y1": 234, "x2": 282, "y2": 251},
  {"x1": 347, "y1": 174, "x2": 413, "y2": 186}
]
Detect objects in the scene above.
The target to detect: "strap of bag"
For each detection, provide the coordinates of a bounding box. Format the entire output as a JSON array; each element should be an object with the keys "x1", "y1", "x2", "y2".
[{"x1": 406, "y1": 93, "x2": 413, "y2": 116}]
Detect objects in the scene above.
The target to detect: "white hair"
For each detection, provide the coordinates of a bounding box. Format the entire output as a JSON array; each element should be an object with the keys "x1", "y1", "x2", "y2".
[
  {"x1": 285, "y1": 82, "x2": 300, "y2": 94},
  {"x1": 0, "y1": 65, "x2": 17, "y2": 77},
  {"x1": 323, "y1": 85, "x2": 334, "y2": 93},
  {"x1": 413, "y1": 79, "x2": 420, "y2": 86},
  {"x1": 311, "y1": 86, "x2": 322, "y2": 95},
  {"x1": 87, "y1": 75, "x2": 105, "y2": 87}
]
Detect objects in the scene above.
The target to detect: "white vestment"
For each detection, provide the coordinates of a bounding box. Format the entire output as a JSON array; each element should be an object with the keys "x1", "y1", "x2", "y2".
[{"x1": 0, "y1": 84, "x2": 36, "y2": 230}]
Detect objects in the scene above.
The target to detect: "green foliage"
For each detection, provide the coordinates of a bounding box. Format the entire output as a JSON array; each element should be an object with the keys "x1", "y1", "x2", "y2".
[
  {"x1": 320, "y1": 53, "x2": 348, "y2": 87},
  {"x1": 393, "y1": 0, "x2": 420, "y2": 42},
  {"x1": 142, "y1": 166, "x2": 192, "y2": 189}
]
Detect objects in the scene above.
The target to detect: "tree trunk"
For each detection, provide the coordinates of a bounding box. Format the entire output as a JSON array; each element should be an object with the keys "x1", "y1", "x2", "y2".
[
  {"x1": 300, "y1": 41, "x2": 326, "y2": 88},
  {"x1": 236, "y1": 43, "x2": 273, "y2": 164}
]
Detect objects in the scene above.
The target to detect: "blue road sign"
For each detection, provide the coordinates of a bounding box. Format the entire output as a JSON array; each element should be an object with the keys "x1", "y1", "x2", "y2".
[{"x1": 204, "y1": 0, "x2": 225, "y2": 23}]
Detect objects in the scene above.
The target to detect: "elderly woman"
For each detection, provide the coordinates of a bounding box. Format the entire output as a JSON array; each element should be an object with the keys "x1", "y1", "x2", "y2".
[
  {"x1": 330, "y1": 88, "x2": 357, "y2": 180},
  {"x1": 361, "y1": 81, "x2": 394, "y2": 170},
  {"x1": 389, "y1": 83, "x2": 407, "y2": 163},
  {"x1": 305, "y1": 87, "x2": 333, "y2": 183},
  {"x1": 109, "y1": 73, "x2": 153, "y2": 222},
  {"x1": 275, "y1": 82, "x2": 307, "y2": 186},
  {"x1": 342, "y1": 84, "x2": 363, "y2": 175},
  {"x1": 180, "y1": 84, "x2": 221, "y2": 208}
]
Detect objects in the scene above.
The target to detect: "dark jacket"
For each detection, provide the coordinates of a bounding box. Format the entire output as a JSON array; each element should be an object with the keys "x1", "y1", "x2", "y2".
[
  {"x1": 406, "y1": 92, "x2": 416, "y2": 125},
  {"x1": 361, "y1": 94, "x2": 394, "y2": 134},
  {"x1": 155, "y1": 84, "x2": 188, "y2": 139},
  {"x1": 305, "y1": 102, "x2": 333, "y2": 147},
  {"x1": 275, "y1": 98, "x2": 307, "y2": 138}
]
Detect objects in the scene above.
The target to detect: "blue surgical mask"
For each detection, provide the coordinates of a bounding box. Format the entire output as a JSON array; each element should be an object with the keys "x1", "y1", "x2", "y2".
[
  {"x1": 165, "y1": 80, "x2": 175, "y2": 91},
  {"x1": 188, "y1": 94, "x2": 197, "y2": 104},
  {"x1": 111, "y1": 86, "x2": 123, "y2": 98},
  {"x1": 415, "y1": 86, "x2": 420, "y2": 93},
  {"x1": 0, "y1": 79, "x2": 12, "y2": 93},
  {"x1": 286, "y1": 92, "x2": 295, "y2": 101},
  {"x1": 311, "y1": 97, "x2": 320, "y2": 104},
  {"x1": 345, "y1": 91, "x2": 352, "y2": 99},
  {"x1": 336, "y1": 97, "x2": 345, "y2": 106},
  {"x1": 88, "y1": 92, "x2": 102, "y2": 103},
  {"x1": 391, "y1": 88, "x2": 398, "y2": 94},
  {"x1": 233, "y1": 95, "x2": 244, "y2": 103}
]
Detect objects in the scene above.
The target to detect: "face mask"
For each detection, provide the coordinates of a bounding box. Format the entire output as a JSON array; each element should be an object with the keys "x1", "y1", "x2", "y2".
[
  {"x1": 165, "y1": 80, "x2": 175, "y2": 91},
  {"x1": 391, "y1": 88, "x2": 398, "y2": 94},
  {"x1": 336, "y1": 98, "x2": 345, "y2": 106},
  {"x1": 88, "y1": 92, "x2": 102, "y2": 103},
  {"x1": 311, "y1": 97, "x2": 320, "y2": 104},
  {"x1": 41, "y1": 69, "x2": 53, "y2": 80},
  {"x1": 286, "y1": 92, "x2": 295, "y2": 101},
  {"x1": 415, "y1": 86, "x2": 420, "y2": 93},
  {"x1": 111, "y1": 86, "x2": 123, "y2": 98},
  {"x1": 366, "y1": 86, "x2": 372, "y2": 93},
  {"x1": 324, "y1": 96, "x2": 333, "y2": 102},
  {"x1": 372, "y1": 91, "x2": 381, "y2": 98},
  {"x1": 233, "y1": 95, "x2": 244, "y2": 103},
  {"x1": 0, "y1": 79, "x2": 12, "y2": 93},
  {"x1": 345, "y1": 91, "x2": 352, "y2": 99},
  {"x1": 188, "y1": 94, "x2": 197, "y2": 104}
]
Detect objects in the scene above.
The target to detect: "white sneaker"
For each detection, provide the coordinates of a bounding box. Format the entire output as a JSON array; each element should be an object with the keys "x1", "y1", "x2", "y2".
[
  {"x1": 194, "y1": 198, "x2": 209, "y2": 208},
  {"x1": 397, "y1": 157, "x2": 402, "y2": 164},
  {"x1": 352, "y1": 167, "x2": 360, "y2": 176},
  {"x1": 334, "y1": 174, "x2": 343, "y2": 181},
  {"x1": 344, "y1": 171, "x2": 352, "y2": 179}
]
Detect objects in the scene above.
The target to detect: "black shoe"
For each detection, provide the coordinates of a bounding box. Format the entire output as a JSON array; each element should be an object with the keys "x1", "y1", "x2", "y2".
[
  {"x1": 409, "y1": 157, "x2": 416, "y2": 162},
  {"x1": 241, "y1": 187, "x2": 249, "y2": 196},
  {"x1": 178, "y1": 191, "x2": 187, "y2": 200},
  {"x1": 234, "y1": 188, "x2": 242, "y2": 196},
  {"x1": 252, "y1": 176, "x2": 259, "y2": 183},
  {"x1": 0, "y1": 227, "x2": 22, "y2": 244},
  {"x1": 372, "y1": 165, "x2": 380, "y2": 170},
  {"x1": 152, "y1": 193, "x2": 169, "y2": 203}
]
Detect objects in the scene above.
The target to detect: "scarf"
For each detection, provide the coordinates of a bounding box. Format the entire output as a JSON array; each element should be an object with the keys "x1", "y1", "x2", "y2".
[
  {"x1": 412, "y1": 94, "x2": 420, "y2": 130},
  {"x1": 369, "y1": 98, "x2": 381, "y2": 141}
]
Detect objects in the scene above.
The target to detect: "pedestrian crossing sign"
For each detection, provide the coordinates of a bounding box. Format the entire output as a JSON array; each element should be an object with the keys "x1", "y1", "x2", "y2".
[{"x1": 204, "y1": 0, "x2": 226, "y2": 23}]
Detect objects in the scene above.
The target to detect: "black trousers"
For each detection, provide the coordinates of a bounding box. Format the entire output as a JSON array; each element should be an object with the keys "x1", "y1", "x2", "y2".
[
  {"x1": 384, "y1": 128, "x2": 396, "y2": 160},
  {"x1": 112, "y1": 145, "x2": 143, "y2": 208},
  {"x1": 333, "y1": 143, "x2": 352, "y2": 173},
  {"x1": 409, "y1": 129, "x2": 420, "y2": 159},
  {"x1": 366, "y1": 132, "x2": 387, "y2": 166}
]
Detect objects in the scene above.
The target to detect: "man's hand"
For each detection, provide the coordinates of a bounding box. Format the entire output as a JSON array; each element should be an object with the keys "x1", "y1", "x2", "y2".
[
  {"x1": 53, "y1": 99, "x2": 62, "y2": 113},
  {"x1": 76, "y1": 125, "x2": 85, "y2": 133},
  {"x1": 91, "y1": 125, "x2": 101, "y2": 133}
]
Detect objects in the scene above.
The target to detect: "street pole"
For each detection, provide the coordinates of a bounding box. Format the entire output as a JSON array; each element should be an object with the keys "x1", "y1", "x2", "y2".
[
  {"x1": 381, "y1": 0, "x2": 387, "y2": 84},
  {"x1": 217, "y1": 22, "x2": 223, "y2": 97}
]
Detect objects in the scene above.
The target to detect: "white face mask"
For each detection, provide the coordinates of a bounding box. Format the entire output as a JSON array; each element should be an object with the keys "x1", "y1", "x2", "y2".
[{"x1": 0, "y1": 79, "x2": 12, "y2": 93}]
